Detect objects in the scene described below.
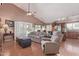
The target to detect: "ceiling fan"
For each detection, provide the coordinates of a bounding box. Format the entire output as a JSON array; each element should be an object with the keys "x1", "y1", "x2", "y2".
[{"x1": 26, "y1": 3, "x2": 36, "y2": 16}]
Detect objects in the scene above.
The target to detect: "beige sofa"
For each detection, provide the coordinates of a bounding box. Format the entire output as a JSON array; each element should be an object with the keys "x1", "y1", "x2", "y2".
[
  {"x1": 28, "y1": 31, "x2": 45, "y2": 43},
  {"x1": 41, "y1": 33, "x2": 63, "y2": 55},
  {"x1": 28, "y1": 31, "x2": 52, "y2": 43}
]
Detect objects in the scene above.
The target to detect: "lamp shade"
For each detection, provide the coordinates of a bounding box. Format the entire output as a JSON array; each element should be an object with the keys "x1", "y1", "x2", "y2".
[{"x1": 3, "y1": 24, "x2": 9, "y2": 29}]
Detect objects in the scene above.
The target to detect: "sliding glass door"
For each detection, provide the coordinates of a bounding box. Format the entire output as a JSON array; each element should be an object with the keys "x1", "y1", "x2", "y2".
[{"x1": 15, "y1": 21, "x2": 33, "y2": 38}]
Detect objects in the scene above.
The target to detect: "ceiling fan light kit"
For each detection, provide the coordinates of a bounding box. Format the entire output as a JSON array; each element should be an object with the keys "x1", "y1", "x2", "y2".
[
  {"x1": 26, "y1": 12, "x2": 32, "y2": 16},
  {"x1": 26, "y1": 3, "x2": 32, "y2": 16}
]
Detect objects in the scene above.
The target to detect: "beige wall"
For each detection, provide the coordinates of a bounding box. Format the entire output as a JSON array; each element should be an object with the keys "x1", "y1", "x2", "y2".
[{"x1": 0, "y1": 3, "x2": 44, "y2": 24}]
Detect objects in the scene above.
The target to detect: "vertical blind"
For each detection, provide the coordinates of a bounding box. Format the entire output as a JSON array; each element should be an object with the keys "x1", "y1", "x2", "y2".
[{"x1": 15, "y1": 21, "x2": 33, "y2": 37}]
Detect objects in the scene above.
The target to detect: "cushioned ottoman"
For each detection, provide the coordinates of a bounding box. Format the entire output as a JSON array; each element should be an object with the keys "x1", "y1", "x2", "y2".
[{"x1": 17, "y1": 37, "x2": 31, "y2": 48}]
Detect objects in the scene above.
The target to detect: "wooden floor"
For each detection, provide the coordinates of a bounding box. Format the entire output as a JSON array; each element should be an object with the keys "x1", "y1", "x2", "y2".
[
  {"x1": 1, "y1": 41, "x2": 43, "y2": 56},
  {"x1": 1, "y1": 39, "x2": 79, "y2": 56},
  {"x1": 60, "y1": 39, "x2": 79, "y2": 56}
]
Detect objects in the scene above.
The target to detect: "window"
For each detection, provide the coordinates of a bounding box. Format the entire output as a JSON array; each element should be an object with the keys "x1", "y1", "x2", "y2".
[
  {"x1": 33, "y1": 24, "x2": 52, "y2": 31},
  {"x1": 15, "y1": 21, "x2": 33, "y2": 37},
  {"x1": 41, "y1": 25, "x2": 46, "y2": 31},
  {"x1": 34, "y1": 25, "x2": 41, "y2": 31},
  {"x1": 66, "y1": 22, "x2": 79, "y2": 31},
  {"x1": 56, "y1": 25, "x2": 61, "y2": 32},
  {"x1": 46, "y1": 25, "x2": 52, "y2": 31}
]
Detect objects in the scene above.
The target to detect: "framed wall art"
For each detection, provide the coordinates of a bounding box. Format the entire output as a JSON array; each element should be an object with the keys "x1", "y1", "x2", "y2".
[{"x1": 5, "y1": 20, "x2": 14, "y2": 27}]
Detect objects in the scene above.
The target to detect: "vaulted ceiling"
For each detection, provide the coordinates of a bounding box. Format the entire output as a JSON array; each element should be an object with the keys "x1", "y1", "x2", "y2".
[{"x1": 13, "y1": 3, "x2": 79, "y2": 23}]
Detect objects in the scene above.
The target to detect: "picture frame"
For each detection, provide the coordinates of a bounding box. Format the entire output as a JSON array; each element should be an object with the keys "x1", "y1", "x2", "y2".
[{"x1": 5, "y1": 20, "x2": 14, "y2": 27}]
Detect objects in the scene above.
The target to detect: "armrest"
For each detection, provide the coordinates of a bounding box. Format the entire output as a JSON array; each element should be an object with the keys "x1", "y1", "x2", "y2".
[{"x1": 44, "y1": 42, "x2": 60, "y2": 54}]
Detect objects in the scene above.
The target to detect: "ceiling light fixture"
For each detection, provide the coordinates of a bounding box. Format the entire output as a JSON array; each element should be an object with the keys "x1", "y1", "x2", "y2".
[{"x1": 26, "y1": 3, "x2": 32, "y2": 16}]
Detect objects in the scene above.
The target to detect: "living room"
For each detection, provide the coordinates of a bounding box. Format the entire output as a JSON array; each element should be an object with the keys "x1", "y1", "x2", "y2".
[{"x1": 1, "y1": 3, "x2": 79, "y2": 56}]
